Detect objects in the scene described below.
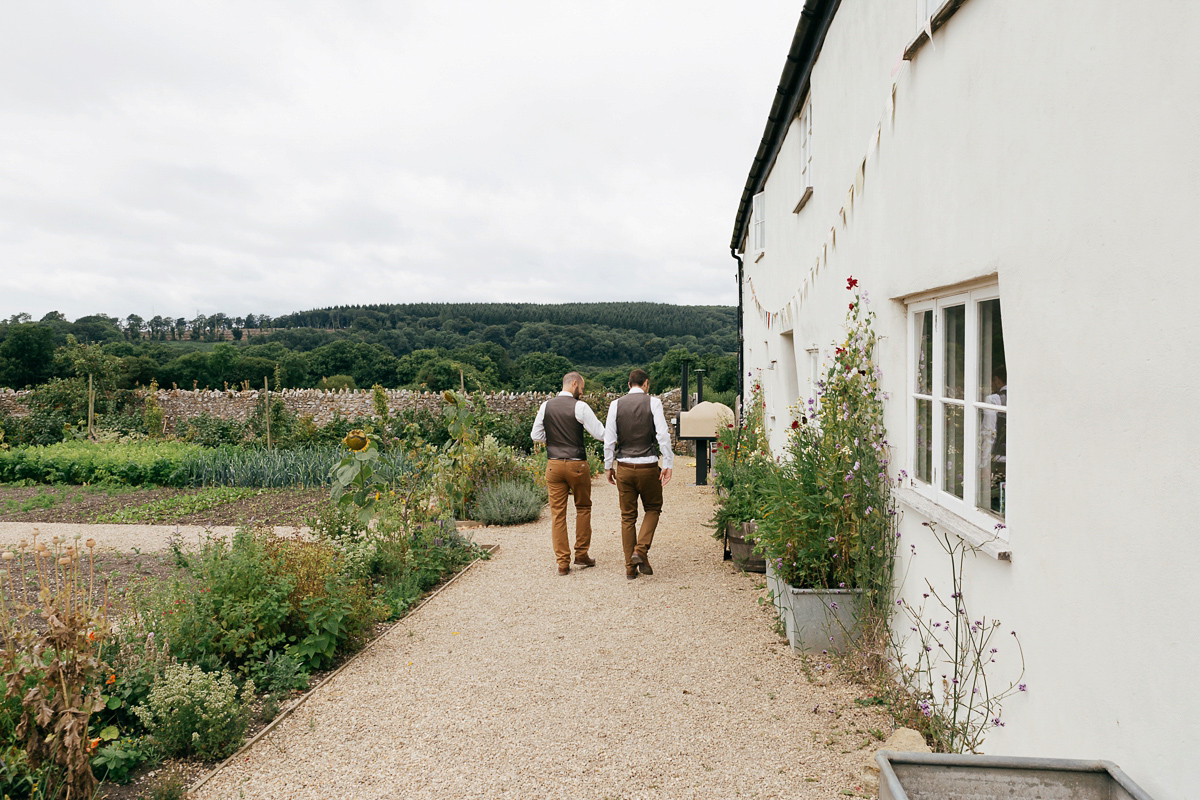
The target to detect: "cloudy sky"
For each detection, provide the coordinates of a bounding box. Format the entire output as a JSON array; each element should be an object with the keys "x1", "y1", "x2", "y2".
[{"x1": 0, "y1": 1, "x2": 800, "y2": 322}]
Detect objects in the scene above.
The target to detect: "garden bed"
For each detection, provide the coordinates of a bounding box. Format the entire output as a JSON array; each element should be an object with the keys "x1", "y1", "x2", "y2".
[{"x1": 0, "y1": 484, "x2": 327, "y2": 526}]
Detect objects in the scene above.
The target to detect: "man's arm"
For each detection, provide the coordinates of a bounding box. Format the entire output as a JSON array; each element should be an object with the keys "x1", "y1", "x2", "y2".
[
  {"x1": 650, "y1": 397, "x2": 674, "y2": 470},
  {"x1": 575, "y1": 400, "x2": 607, "y2": 441},
  {"x1": 603, "y1": 398, "x2": 619, "y2": 482},
  {"x1": 530, "y1": 401, "x2": 549, "y2": 444}
]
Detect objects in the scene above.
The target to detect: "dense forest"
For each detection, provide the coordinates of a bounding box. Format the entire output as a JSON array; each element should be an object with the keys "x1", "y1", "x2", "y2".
[{"x1": 0, "y1": 303, "x2": 738, "y2": 397}]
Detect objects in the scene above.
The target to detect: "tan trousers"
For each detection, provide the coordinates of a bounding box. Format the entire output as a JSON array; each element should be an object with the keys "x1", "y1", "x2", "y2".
[
  {"x1": 615, "y1": 462, "x2": 663, "y2": 569},
  {"x1": 546, "y1": 459, "x2": 593, "y2": 568}
]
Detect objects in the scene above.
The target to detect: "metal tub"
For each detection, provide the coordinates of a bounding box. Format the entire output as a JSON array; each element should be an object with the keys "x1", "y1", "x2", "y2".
[{"x1": 877, "y1": 752, "x2": 1154, "y2": 800}]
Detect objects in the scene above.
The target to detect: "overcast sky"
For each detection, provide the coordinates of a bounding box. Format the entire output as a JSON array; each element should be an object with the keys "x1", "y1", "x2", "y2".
[{"x1": 0, "y1": 1, "x2": 800, "y2": 322}]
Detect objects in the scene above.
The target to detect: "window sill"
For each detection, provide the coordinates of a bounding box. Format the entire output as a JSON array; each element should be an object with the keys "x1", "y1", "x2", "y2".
[
  {"x1": 793, "y1": 186, "x2": 813, "y2": 214},
  {"x1": 895, "y1": 486, "x2": 1012, "y2": 561},
  {"x1": 903, "y1": 0, "x2": 969, "y2": 60}
]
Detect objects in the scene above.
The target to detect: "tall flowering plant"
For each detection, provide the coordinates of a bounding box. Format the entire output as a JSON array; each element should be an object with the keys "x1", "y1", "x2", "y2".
[
  {"x1": 754, "y1": 278, "x2": 897, "y2": 614},
  {"x1": 710, "y1": 381, "x2": 775, "y2": 536}
]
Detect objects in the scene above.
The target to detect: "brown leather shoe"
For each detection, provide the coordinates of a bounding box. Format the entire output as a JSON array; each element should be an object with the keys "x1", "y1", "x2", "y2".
[
  {"x1": 625, "y1": 568, "x2": 639, "y2": 580},
  {"x1": 574, "y1": 555, "x2": 596, "y2": 568},
  {"x1": 630, "y1": 552, "x2": 653, "y2": 575},
  {"x1": 558, "y1": 566, "x2": 570, "y2": 576}
]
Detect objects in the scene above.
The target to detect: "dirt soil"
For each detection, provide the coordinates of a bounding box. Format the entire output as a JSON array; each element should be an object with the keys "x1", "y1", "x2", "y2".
[{"x1": 0, "y1": 485, "x2": 328, "y2": 527}]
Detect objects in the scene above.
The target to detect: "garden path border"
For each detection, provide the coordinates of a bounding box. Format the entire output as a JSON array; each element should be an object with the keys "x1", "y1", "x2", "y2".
[{"x1": 188, "y1": 543, "x2": 499, "y2": 795}]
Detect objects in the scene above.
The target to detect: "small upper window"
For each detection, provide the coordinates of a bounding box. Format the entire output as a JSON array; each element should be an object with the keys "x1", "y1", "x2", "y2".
[
  {"x1": 799, "y1": 100, "x2": 812, "y2": 191},
  {"x1": 751, "y1": 192, "x2": 766, "y2": 253}
]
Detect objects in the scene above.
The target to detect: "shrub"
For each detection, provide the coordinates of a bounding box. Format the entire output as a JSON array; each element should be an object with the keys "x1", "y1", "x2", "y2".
[
  {"x1": 471, "y1": 480, "x2": 544, "y2": 526},
  {"x1": 183, "y1": 412, "x2": 247, "y2": 447},
  {"x1": 132, "y1": 664, "x2": 254, "y2": 760},
  {"x1": 157, "y1": 529, "x2": 294, "y2": 672},
  {"x1": 93, "y1": 613, "x2": 175, "y2": 733}
]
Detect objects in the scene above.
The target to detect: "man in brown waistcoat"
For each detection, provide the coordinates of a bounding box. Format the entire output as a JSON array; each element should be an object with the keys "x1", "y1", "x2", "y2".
[
  {"x1": 531, "y1": 371, "x2": 606, "y2": 575},
  {"x1": 603, "y1": 369, "x2": 674, "y2": 580}
]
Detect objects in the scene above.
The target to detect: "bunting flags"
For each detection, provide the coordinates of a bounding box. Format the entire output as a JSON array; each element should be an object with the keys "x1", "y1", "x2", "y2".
[{"x1": 745, "y1": 73, "x2": 907, "y2": 330}]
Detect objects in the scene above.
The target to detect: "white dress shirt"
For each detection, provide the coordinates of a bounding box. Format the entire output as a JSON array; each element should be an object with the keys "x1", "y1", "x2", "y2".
[
  {"x1": 530, "y1": 391, "x2": 606, "y2": 452},
  {"x1": 603, "y1": 387, "x2": 674, "y2": 470}
]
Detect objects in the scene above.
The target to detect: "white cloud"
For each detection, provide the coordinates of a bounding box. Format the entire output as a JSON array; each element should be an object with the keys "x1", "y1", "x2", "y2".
[{"x1": 0, "y1": 0, "x2": 800, "y2": 321}]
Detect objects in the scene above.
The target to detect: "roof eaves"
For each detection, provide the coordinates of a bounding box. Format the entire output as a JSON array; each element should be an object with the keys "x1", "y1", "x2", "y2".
[{"x1": 730, "y1": 0, "x2": 842, "y2": 252}]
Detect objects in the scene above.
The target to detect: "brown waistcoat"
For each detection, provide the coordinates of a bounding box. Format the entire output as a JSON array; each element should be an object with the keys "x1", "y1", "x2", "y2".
[
  {"x1": 615, "y1": 393, "x2": 657, "y2": 460},
  {"x1": 544, "y1": 395, "x2": 586, "y2": 460}
]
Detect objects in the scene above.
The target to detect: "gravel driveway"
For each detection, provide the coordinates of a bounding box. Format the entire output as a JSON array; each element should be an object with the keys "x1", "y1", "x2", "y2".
[{"x1": 196, "y1": 464, "x2": 890, "y2": 799}]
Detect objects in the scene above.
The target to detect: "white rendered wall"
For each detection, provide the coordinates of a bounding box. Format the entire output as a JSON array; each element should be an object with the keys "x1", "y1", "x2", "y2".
[{"x1": 740, "y1": 2, "x2": 1200, "y2": 797}]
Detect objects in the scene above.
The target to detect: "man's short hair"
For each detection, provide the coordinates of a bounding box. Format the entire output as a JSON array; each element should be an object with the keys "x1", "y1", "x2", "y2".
[
  {"x1": 628, "y1": 368, "x2": 650, "y2": 388},
  {"x1": 993, "y1": 365, "x2": 1007, "y2": 383},
  {"x1": 561, "y1": 371, "x2": 584, "y2": 389}
]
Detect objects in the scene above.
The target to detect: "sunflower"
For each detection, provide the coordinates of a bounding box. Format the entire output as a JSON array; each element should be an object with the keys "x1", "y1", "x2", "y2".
[{"x1": 344, "y1": 430, "x2": 369, "y2": 452}]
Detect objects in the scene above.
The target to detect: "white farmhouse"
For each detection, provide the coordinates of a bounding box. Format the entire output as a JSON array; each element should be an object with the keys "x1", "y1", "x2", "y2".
[{"x1": 732, "y1": 1, "x2": 1200, "y2": 797}]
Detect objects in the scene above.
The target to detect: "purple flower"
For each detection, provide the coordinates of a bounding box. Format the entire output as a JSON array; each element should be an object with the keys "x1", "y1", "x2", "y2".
[
  {"x1": 844, "y1": 473, "x2": 853, "y2": 482},
  {"x1": 829, "y1": 601, "x2": 838, "y2": 610},
  {"x1": 1018, "y1": 684, "x2": 1027, "y2": 692},
  {"x1": 838, "y1": 582, "x2": 845, "y2": 588},
  {"x1": 992, "y1": 718, "x2": 1005, "y2": 727}
]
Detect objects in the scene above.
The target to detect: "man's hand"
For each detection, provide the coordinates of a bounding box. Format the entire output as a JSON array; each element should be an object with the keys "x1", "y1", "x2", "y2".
[
  {"x1": 606, "y1": 468, "x2": 616, "y2": 485},
  {"x1": 660, "y1": 467, "x2": 672, "y2": 486}
]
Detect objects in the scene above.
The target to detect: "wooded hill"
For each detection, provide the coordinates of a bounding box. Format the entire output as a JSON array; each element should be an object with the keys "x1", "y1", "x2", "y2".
[{"x1": 0, "y1": 303, "x2": 737, "y2": 396}]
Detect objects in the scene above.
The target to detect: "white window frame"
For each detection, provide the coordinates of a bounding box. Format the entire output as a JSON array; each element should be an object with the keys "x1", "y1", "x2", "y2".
[
  {"x1": 906, "y1": 285, "x2": 1007, "y2": 538},
  {"x1": 751, "y1": 192, "x2": 766, "y2": 254},
  {"x1": 916, "y1": 0, "x2": 945, "y2": 28}
]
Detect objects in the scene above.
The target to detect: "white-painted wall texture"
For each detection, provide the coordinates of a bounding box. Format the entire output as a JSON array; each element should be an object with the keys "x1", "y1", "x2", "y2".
[{"x1": 739, "y1": 2, "x2": 1200, "y2": 797}]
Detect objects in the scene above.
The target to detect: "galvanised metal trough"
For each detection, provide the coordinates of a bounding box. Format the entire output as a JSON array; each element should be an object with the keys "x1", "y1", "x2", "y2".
[{"x1": 876, "y1": 752, "x2": 1154, "y2": 800}]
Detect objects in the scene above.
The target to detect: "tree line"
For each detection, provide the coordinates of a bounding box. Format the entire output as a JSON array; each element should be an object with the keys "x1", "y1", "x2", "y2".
[{"x1": 0, "y1": 304, "x2": 737, "y2": 396}]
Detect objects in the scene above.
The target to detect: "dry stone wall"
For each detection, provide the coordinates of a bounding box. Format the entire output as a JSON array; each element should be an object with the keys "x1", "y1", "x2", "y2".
[{"x1": 0, "y1": 387, "x2": 687, "y2": 451}]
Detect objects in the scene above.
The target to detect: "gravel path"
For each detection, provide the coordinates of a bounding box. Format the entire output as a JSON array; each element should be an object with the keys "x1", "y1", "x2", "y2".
[
  {"x1": 189, "y1": 463, "x2": 890, "y2": 799},
  {"x1": 0, "y1": 523, "x2": 304, "y2": 554}
]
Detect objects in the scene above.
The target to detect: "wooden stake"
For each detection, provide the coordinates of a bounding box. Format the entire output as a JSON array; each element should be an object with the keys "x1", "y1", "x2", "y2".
[
  {"x1": 87, "y1": 373, "x2": 95, "y2": 440},
  {"x1": 264, "y1": 376, "x2": 271, "y2": 450}
]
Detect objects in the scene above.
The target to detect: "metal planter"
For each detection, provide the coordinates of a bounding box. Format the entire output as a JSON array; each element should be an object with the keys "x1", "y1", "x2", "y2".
[
  {"x1": 876, "y1": 752, "x2": 1154, "y2": 800},
  {"x1": 765, "y1": 563, "x2": 860, "y2": 653}
]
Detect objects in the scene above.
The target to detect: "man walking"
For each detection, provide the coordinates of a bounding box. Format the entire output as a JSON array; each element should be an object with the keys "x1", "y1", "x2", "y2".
[
  {"x1": 604, "y1": 369, "x2": 674, "y2": 580},
  {"x1": 531, "y1": 371, "x2": 606, "y2": 576}
]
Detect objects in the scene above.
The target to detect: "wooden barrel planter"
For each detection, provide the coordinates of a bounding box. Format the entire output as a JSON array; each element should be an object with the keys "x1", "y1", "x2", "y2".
[{"x1": 726, "y1": 520, "x2": 766, "y2": 573}]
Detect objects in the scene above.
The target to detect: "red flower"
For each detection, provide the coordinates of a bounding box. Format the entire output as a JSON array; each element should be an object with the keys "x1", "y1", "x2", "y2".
[
  {"x1": 835, "y1": 347, "x2": 846, "y2": 356},
  {"x1": 791, "y1": 420, "x2": 800, "y2": 429},
  {"x1": 847, "y1": 277, "x2": 858, "y2": 289}
]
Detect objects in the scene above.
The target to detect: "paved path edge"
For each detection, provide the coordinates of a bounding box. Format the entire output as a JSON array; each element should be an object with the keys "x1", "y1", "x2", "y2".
[{"x1": 189, "y1": 543, "x2": 501, "y2": 795}]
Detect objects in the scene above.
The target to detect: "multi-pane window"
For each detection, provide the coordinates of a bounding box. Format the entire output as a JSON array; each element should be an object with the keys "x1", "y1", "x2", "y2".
[
  {"x1": 909, "y1": 287, "x2": 1007, "y2": 528},
  {"x1": 751, "y1": 192, "x2": 766, "y2": 253}
]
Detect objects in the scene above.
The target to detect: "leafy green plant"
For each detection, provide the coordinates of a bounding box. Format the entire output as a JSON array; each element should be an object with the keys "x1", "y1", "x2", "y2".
[
  {"x1": 256, "y1": 650, "x2": 310, "y2": 694},
  {"x1": 155, "y1": 529, "x2": 294, "y2": 672},
  {"x1": 90, "y1": 734, "x2": 149, "y2": 785},
  {"x1": 92, "y1": 486, "x2": 257, "y2": 523},
  {"x1": 290, "y1": 595, "x2": 352, "y2": 670},
  {"x1": 0, "y1": 440, "x2": 202, "y2": 485},
  {"x1": 172, "y1": 444, "x2": 337, "y2": 488},
  {"x1": 471, "y1": 480, "x2": 544, "y2": 526},
  {"x1": 132, "y1": 663, "x2": 255, "y2": 760}
]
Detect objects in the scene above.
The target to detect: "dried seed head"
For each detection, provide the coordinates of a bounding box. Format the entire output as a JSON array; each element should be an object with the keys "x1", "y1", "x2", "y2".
[
  {"x1": 1, "y1": 552, "x2": 13, "y2": 561},
  {"x1": 86, "y1": 538, "x2": 96, "y2": 549},
  {"x1": 18, "y1": 540, "x2": 28, "y2": 550},
  {"x1": 52, "y1": 536, "x2": 61, "y2": 545},
  {"x1": 58, "y1": 556, "x2": 71, "y2": 565},
  {"x1": 65, "y1": 547, "x2": 76, "y2": 557},
  {"x1": 36, "y1": 542, "x2": 47, "y2": 552}
]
